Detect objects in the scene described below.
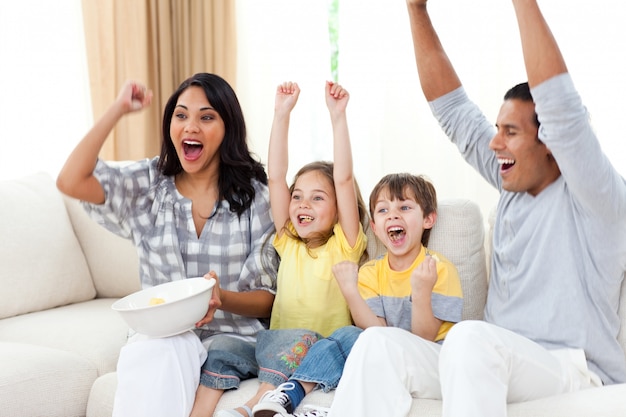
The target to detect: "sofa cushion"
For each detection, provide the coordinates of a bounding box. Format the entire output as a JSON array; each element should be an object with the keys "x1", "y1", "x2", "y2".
[
  {"x1": 213, "y1": 378, "x2": 626, "y2": 417},
  {"x1": 87, "y1": 372, "x2": 117, "y2": 417},
  {"x1": 0, "y1": 298, "x2": 130, "y2": 375},
  {"x1": 427, "y1": 199, "x2": 488, "y2": 320},
  {"x1": 63, "y1": 195, "x2": 141, "y2": 298},
  {"x1": 222, "y1": 380, "x2": 626, "y2": 417},
  {"x1": 0, "y1": 342, "x2": 97, "y2": 417},
  {"x1": 0, "y1": 172, "x2": 96, "y2": 319}
]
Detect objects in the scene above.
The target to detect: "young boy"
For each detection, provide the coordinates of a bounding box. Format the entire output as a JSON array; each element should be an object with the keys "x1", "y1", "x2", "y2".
[{"x1": 251, "y1": 173, "x2": 463, "y2": 417}]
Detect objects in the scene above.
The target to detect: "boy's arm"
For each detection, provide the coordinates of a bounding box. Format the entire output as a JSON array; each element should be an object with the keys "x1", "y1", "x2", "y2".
[
  {"x1": 326, "y1": 81, "x2": 361, "y2": 247},
  {"x1": 512, "y1": 0, "x2": 567, "y2": 88},
  {"x1": 410, "y1": 256, "x2": 442, "y2": 341},
  {"x1": 333, "y1": 261, "x2": 386, "y2": 328},
  {"x1": 268, "y1": 82, "x2": 300, "y2": 236}
]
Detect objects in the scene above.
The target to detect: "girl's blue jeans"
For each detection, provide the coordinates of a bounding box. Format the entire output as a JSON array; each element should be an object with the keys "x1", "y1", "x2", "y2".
[
  {"x1": 290, "y1": 325, "x2": 362, "y2": 392},
  {"x1": 199, "y1": 329, "x2": 322, "y2": 390}
]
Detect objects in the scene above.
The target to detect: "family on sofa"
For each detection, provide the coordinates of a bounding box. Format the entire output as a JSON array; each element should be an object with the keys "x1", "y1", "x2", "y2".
[{"x1": 54, "y1": 1, "x2": 626, "y2": 417}]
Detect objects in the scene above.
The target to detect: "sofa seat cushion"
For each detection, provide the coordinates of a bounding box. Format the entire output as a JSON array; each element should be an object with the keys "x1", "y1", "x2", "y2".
[
  {"x1": 214, "y1": 379, "x2": 626, "y2": 417},
  {"x1": 216, "y1": 380, "x2": 626, "y2": 416},
  {"x1": 0, "y1": 298, "x2": 129, "y2": 375},
  {"x1": 0, "y1": 172, "x2": 96, "y2": 319},
  {"x1": 91, "y1": 377, "x2": 626, "y2": 417},
  {"x1": 87, "y1": 376, "x2": 338, "y2": 417},
  {"x1": 505, "y1": 383, "x2": 626, "y2": 416},
  {"x1": 0, "y1": 342, "x2": 97, "y2": 417},
  {"x1": 86, "y1": 372, "x2": 117, "y2": 417}
]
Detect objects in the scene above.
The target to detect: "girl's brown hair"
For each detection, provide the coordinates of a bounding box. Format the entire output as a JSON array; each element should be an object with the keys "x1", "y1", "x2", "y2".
[{"x1": 283, "y1": 161, "x2": 369, "y2": 264}]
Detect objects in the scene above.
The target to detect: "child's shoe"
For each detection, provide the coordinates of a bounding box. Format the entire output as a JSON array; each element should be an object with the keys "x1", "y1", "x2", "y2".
[
  {"x1": 252, "y1": 382, "x2": 299, "y2": 417},
  {"x1": 276, "y1": 405, "x2": 330, "y2": 417}
]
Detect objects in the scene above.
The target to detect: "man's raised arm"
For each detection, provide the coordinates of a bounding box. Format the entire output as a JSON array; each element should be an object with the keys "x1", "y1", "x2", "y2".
[
  {"x1": 512, "y1": 0, "x2": 568, "y2": 87},
  {"x1": 406, "y1": 0, "x2": 462, "y2": 101}
]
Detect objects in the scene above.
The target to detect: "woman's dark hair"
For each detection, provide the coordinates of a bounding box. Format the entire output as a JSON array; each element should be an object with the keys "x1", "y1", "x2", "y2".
[
  {"x1": 369, "y1": 173, "x2": 437, "y2": 246},
  {"x1": 284, "y1": 161, "x2": 369, "y2": 265},
  {"x1": 157, "y1": 73, "x2": 267, "y2": 216}
]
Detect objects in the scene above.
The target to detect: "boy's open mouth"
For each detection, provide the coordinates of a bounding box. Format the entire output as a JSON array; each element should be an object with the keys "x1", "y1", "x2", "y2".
[{"x1": 388, "y1": 226, "x2": 405, "y2": 242}]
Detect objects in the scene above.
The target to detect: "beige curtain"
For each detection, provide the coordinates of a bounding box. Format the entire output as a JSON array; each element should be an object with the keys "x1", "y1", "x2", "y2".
[{"x1": 81, "y1": 0, "x2": 237, "y2": 161}]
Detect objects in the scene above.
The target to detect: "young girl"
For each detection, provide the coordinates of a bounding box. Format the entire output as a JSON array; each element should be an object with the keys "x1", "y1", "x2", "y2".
[
  {"x1": 56, "y1": 73, "x2": 278, "y2": 417},
  {"x1": 192, "y1": 81, "x2": 368, "y2": 417}
]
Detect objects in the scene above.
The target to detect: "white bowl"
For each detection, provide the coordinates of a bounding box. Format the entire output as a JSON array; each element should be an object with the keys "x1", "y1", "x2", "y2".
[{"x1": 112, "y1": 277, "x2": 215, "y2": 338}]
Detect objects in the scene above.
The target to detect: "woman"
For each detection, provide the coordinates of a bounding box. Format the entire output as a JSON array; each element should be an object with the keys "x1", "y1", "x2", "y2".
[{"x1": 57, "y1": 73, "x2": 278, "y2": 417}]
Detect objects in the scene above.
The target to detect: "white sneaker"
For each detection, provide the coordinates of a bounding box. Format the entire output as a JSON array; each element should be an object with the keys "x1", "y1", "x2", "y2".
[
  {"x1": 276, "y1": 405, "x2": 330, "y2": 417},
  {"x1": 252, "y1": 382, "x2": 298, "y2": 417}
]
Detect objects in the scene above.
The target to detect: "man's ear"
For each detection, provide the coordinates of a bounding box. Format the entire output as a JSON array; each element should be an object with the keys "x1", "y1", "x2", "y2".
[{"x1": 424, "y1": 212, "x2": 437, "y2": 229}]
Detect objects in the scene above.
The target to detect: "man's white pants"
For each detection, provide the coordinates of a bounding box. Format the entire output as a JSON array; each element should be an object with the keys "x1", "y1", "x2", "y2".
[
  {"x1": 440, "y1": 320, "x2": 600, "y2": 417},
  {"x1": 112, "y1": 331, "x2": 208, "y2": 417},
  {"x1": 328, "y1": 322, "x2": 600, "y2": 417}
]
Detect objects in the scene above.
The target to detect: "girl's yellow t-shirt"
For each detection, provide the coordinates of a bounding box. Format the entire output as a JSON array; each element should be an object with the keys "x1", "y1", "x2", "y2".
[{"x1": 270, "y1": 223, "x2": 367, "y2": 337}]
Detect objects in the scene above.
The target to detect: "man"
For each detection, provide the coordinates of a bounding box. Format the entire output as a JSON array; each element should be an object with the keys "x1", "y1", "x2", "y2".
[{"x1": 308, "y1": 1, "x2": 626, "y2": 416}]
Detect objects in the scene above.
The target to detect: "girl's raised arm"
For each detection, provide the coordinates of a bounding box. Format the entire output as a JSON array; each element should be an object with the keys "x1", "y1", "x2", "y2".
[
  {"x1": 326, "y1": 81, "x2": 360, "y2": 247},
  {"x1": 267, "y1": 82, "x2": 300, "y2": 235}
]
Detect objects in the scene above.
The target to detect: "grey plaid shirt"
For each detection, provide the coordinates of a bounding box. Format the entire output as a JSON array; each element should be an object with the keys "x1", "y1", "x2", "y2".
[{"x1": 83, "y1": 157, "x2": 278, "y2": 338}]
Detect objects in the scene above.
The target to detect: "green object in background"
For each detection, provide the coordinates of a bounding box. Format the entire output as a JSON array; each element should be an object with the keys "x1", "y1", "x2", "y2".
[{"x1": 329, "y1": 0, "x2": 339, "y2": 82}]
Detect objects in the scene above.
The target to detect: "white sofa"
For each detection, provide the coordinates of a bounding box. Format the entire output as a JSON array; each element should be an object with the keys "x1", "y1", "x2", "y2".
[{"x1": 1, "y1": 172, "x2": 624, "y2": 417}]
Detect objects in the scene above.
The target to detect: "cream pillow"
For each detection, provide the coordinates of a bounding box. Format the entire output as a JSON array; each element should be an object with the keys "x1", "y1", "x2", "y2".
[
  {"x1": 62, "y1": 195, "x2": 141, "y2": 298},
  {"x1": 0, "y1": 172, "x2": 96, "y2": 319},
  {"x1": 429, "y1": 199, "x2": 488, "y2": 320}
]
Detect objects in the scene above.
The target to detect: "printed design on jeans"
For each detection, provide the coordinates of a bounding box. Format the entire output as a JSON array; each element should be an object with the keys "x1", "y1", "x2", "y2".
[{"x1": 279, "y1": 333, "x2": 319, "y2": 370}]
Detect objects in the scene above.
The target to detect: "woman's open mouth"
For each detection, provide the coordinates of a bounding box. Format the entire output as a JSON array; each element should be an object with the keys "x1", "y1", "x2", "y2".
[{"x1": 183, "y1": 140, "x2": 203, "y2": 161}]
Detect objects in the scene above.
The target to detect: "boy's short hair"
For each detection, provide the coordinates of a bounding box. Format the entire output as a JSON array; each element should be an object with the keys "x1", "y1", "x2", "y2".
[{"x1": 369, "y1": 173, "x2": 437, "y2": 246}]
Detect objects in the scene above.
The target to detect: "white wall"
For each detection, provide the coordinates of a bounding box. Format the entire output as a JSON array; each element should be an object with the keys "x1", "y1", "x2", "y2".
[
  {"x1": 236, "y1": 0, "x2": 626, "y2": 222},
  {"x1": 2, "y1": 0, "x2": 624, "y2": 226},
  {"x1": 0, "y1": 0, "x2": 92, "y2": 181}
]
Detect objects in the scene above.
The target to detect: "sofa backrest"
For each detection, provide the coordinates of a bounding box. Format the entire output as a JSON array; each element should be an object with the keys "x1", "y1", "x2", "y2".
[
  {"x1": 62, "y1": 195, "x2": 141, "y2": 299},
  {"x1": 0, "y1": 172, "x2": 96, "y2": 319}
]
